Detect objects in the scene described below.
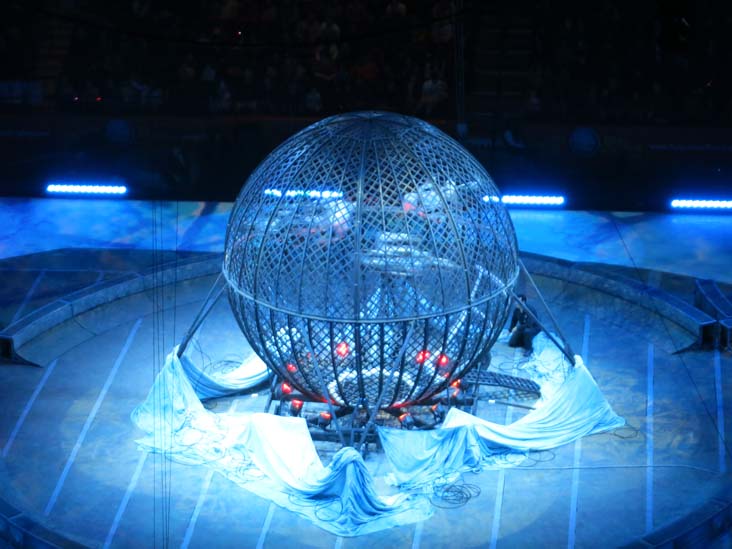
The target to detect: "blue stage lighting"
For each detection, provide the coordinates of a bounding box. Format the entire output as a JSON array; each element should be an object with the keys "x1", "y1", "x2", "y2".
[
  {"x1": 46, "y1": 182, "x2": 127, "y2": 195},
  {"x1": 484, "y1": 195, "x2": 565, "y2": 206},
  {"x1": 264, "y1": 188, "x2": 343, "y2": 199},
  {"x1": 670, "y1": 199, "x2": 732, "y2": 210}
]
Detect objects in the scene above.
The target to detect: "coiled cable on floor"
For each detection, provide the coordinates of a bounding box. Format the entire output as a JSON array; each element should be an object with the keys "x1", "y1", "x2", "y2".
[{"x1": 429, "y1": 476, "x2": 481, "y2": 509}]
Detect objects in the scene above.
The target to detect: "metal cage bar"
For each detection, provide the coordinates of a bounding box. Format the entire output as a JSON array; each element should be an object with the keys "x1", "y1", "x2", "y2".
[{"x1": 224, "y1": 112, "x2": 519, "y2": 409}]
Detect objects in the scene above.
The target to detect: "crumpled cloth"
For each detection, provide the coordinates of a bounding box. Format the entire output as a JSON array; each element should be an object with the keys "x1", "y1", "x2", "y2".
[
  {"x1": 132, "y1": 348, "x2": 432, "y2": 536},
  {"x1": 132, "y1": 337, "x2": 622, "y2": 535}
]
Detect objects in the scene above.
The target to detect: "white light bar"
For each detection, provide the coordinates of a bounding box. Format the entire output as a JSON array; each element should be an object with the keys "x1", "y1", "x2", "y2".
[
  {"x1": 483, "y1": 194, "x2": 565, "y2": 206},
  {"x1": 264, "y1": 188, "x2": 343, "y2": 199},
  {"x1": 670, "y1": 199, "x2": 732, "y2": 210},
  {"x1": 46, "y1": 183, "x2": 127, "y2": 195}
]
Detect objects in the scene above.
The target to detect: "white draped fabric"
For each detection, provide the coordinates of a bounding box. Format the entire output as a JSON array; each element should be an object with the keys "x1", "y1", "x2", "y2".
[{"x1": 131, "y1": 337, "x2": 623, "y2": 536}]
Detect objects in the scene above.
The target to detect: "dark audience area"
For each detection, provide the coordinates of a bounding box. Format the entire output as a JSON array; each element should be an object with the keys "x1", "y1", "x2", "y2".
[
  {"x1": 1, "y1": 0, "x2": 731, "y2": 125},
  {"x1": 50, "y1": 0, "x2": 456, "y2": 118},
  {"x1": 521, "y1": 1, "x2": 732, "y2": 125}
]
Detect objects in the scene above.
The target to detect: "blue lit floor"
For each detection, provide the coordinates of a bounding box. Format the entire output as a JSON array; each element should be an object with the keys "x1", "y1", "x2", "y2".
[
  {"x1": 0, "y1": 198, "x2": 731, "y2": 548},
  {"x1": 1, "y1": 198, "x2": 731, "y2": 283}
]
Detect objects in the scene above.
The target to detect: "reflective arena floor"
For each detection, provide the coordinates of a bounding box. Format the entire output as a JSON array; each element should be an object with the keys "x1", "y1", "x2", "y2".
[{"x1": 1, "y1": 198, "x2": 731, "y2": 548}]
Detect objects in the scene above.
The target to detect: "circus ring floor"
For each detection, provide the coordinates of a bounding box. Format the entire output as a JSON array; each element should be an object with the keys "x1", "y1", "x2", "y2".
[{"x1": 0, "y1": 247, "x2": 730, "y2": 549}]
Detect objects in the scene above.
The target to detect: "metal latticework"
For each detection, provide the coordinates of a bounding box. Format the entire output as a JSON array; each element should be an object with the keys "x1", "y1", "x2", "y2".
[{"x1": 224, "y1": 112, "x2": 519, "y2": 408}]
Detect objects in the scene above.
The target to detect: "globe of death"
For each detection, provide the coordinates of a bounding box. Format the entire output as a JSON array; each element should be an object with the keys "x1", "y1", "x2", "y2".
[{"x1": 223, "y1": 112, "x2": 519, "y2": 409}]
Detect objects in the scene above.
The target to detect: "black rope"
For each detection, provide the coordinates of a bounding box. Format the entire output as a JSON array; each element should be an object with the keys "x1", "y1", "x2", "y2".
[
  {"x1": 609, "y1": 424, "x2": 642, "y2": 440},
  {"x1": 150, "y1": 200, "x2": 158, "y2": 549},
  {"x1": 429, "y1": 476, "x2": 481, "y2": 509},
  {"x1": 149, "y1": 200, "x2": 172, "y2": 549}
]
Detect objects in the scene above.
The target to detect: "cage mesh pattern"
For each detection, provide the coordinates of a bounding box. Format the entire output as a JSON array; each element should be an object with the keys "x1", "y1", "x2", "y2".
[{"x1": 224, "y1": 112, "x2": 519, "y2": 408}]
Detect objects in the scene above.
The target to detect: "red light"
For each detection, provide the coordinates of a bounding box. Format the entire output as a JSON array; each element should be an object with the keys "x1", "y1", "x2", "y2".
[
  {"x1": 335, "y1": 342, "x2": 349, "y2": 357},
  {"x1": 286, "y1": 363, "x2": 297, "y2": 373},
  {"x1": 415, "y1": 350, "x2": 431, "y2": 364},
  {"x1": 430, "y1": 403, "x2": 439, "y2": 412},
  {"x1": 437, "y1": 354, "x2": 449, "y2": 367},
  {"x1": 403, "y1": 201, "x2": 416, "y2": 213},
  {"x1": 95, "y1": 96, "x2": 102, "y2": 102},
  {"x1": 281, "y1": 382, "x2": 293, "y2": 395},
  {"x1": 450, "y1": 379, "x2": 461, "y2": 389},
  {"x1": 320, "y1": 411, "x2": 332, "y2": 421},
  {"x1": 398, "y1": 412, "x2": 416, "y2": 429},
  {"x1": 291, "y1": 399, "x2": 303, "y2": 411}
]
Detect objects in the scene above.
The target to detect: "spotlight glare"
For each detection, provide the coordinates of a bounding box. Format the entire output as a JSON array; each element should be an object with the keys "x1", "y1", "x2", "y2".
[
  {"x1": 398, "y1": 412, "x2": 416, "y2": 429},
  {"x1": 316, "y1": 410, "x2": 333, "y2": 429},
  {"x1": 335, "y1": 341, "x2": 350, "y2": 357},
  {"x1": 670, "y1": 198, "x2": 732, "y2": 210},
  {"x1": 290, "y1": 399, "x2": 303, "y2": 416},
  {"x1": 46, "y1": 182, "x2": 127, "y2": 195},
  {"x1": 499, "y1": 194, "x2": 565, "y2": 206},
  {"x1": 415, "y1": 350, "x2": 431, "y2": 364},
  {"x1": 264, "y1": 188, "x2": 343, "y2": 199},
  {"x1": 431, "y1": 402, "x2": 446, "y2": 422}
]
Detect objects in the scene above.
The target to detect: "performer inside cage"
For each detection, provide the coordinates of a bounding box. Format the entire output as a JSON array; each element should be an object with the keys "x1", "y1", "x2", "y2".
[{"x1": 508, "y1": 294, "x2": 541, "y2": 356}]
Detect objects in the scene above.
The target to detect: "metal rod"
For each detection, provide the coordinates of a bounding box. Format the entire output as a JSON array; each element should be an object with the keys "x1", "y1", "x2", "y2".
[
  {"x1": 508, "y1": 288, "x2": 576, "y2": 366},
  {"x1": 518, "y1": 260, "x2": 576, "y2": 363},
  {"x1": 302, "y1": 322, "x2": 347, "y2": 447},
  {"x1": 489, "y1": 399, "x2": 536, "y2": 411},
  {"x1": 177, "y1": 274, "x2": 226, "y2": 358},
  {"x1": 357, "y1": 322, "x2": 416, "y2": 453}
]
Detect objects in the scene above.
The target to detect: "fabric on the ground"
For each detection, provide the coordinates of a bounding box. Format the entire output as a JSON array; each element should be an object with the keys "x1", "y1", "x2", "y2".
[
  {"x1": 131, "y1": 336, "x2": 623, "y2": 536},
  {"x1": 378, "y1": 355, "x2": 624, "y2": 488},
  {"x1": 132, "y1": 347, "x2": 432, "y2": 536},
  {"x1": 179, "y1": 345, "x2": 270, "y2": 399}
]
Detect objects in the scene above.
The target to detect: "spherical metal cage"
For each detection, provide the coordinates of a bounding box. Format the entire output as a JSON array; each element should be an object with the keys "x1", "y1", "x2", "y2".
[{"x1": 224, "y1": 112, "x2": 519, "y2": 408}]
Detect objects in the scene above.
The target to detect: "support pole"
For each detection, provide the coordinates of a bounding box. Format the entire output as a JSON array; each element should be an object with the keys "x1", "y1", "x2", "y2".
[
  {"x1": 519, "y1": 260, "x2": 575, "y2": 359},
  {"x1": 357, "y1": 322, "x2": 416, "y2": 453},
  {"x1": 508, "y1": 286, "x2": 576, "y2": 366},
  {"x1": 177, "y1": 274, "x2": 226, "y2": 358},
  {"x1": 302, "y1": 325, "x2": 348, "y2": 448}
]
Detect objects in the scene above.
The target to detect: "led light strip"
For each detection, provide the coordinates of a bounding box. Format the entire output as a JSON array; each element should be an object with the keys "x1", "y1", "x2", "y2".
[
  {"x1": 265, "y1": 189, "x2": 565, "y2": 206},
  {"x1": 670, "y1": 199, "x2": 732, "y2": 209},
  {"x1": 264, "y1": 188, "x2": 343, "y2": 199},
  {"x1": 483, "y1": 194, "x2": 565, "y2": 206},
  {"x1": 46, "y1": 183, "x2": 127, "y2": 195}
]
